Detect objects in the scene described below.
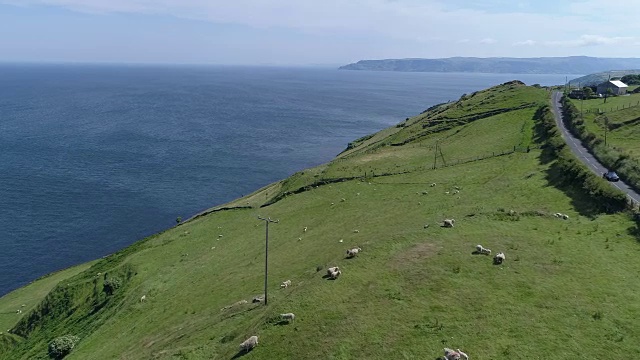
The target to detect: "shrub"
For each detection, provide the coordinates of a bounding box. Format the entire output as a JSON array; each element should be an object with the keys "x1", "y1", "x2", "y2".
[
  {"x1": 103, "y1": 277, "x2": 122, "y2": 296},
  {"x1": 48, "y1": 334, "x2": 79, "y2": 359}
]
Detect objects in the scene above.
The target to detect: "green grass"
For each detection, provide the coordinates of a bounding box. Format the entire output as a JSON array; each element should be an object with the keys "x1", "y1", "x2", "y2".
[
  {"x1": 0, "y1": 262, "x2": 96, "y2": 336},
  {"x1": 2, "y1": 83, "x2": 640, "y2": 359},
  {"x1": 572, "y1": 94, "x2": 640, "y2": 157}
]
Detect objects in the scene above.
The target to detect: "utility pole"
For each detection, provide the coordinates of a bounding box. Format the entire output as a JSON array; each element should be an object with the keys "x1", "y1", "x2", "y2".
[
  {"x1": 257, "y1": 216, "x2": 278, "y2": 306},
  {"x1": 604, "y1": 116, "x2": 609, "y2": 147},
  {"x1": 433, "y1": 140, "x2": 439, "y2": 169}
]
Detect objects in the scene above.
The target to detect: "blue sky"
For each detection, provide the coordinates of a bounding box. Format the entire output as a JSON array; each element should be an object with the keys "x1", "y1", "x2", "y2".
[{"x1": 1, "y1": 0, "x2": 639, "y2": 65}]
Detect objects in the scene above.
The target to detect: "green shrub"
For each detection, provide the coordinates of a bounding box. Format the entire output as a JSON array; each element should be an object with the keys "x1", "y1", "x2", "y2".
[
  {"x1": 103, "y1": 277, "x2": 122, "y2": 296},
  {"x1": 48, "y1": 334, "x2": 79, "y2": 359}
]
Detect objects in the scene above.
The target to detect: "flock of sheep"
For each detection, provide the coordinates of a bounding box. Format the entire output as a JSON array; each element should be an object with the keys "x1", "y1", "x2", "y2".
[
  {"x1": 233, "y1": 182, "x2": 570, "y2": 358},
  {"x1": 235, "y1": 226, "x2": 363, "y2": 355}
]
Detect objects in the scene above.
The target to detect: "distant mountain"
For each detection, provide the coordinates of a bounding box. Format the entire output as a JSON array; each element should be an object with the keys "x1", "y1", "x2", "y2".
[
  {"x1": 339, "y1": 56, "x2": 640, "y2": 75},
  {"x1": 567, "y1": 70, "x2": 640, "y2": 87}
]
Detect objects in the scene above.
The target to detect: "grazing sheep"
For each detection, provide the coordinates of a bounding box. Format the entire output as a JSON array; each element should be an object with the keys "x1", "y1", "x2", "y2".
[
  {"x1": 21, "y1": 304, "x2": 26, "y2": 307},
  {"x1": 327, "y1": 267, "x2": 340, "y2": 276},
  {"x1": 339, "y1": 239, "x2": 344, "y2": 243},
  {"x1": 476, "y1": 244, "x2": 491, "y2": 255},
  {"x1": 494, "y1": 252, "x2": 506, "y2": 265},
  {"x1": 280, "y1": 313, "x2": 295, "y2": 322},
  {"x1": 562, "y1": 214, "x2": 569, "y2": 220},
  {"x1": 356, "y1": 193, "x2": 360, "y2": 196},
  {"x1": 442, "y1": 219, "x2": 455, "y2": 228},
  {"x1": 430, "y1": 183, "x2": 437, "y2": 187},
  {"x1": 353, "y1": 229, "x2": 360, "y2": 233},
  {"x1": 16, "y1": 309, "x2": 22, "y2": 314},
  {"x1": 239, "y1": 335, "x2": 259, "y2": 353},
  {"x1": 303, "y1": 227, "x2": 308, "y2": 232},
  {"x1": 140, "y1": 295, "x2": 147, "y2": 303},
  {"x1": 341, "y1": 198, "x2": 346, "y2": 202},
  {"x1": 252, "y1": 295, "x2": 265, "y2": 303},
  {"x1": 443, "y1": 348, "x2": 469, "y2": 360},
  {"x1": 346, "y1": 247, "x2": 362, "y2": 258},
  {"x1": 329, "y1": 270, "x2": 342, "y2": 280},
  {"x1": 280, "y1": 280, "x2": 292, "y2": 288}
]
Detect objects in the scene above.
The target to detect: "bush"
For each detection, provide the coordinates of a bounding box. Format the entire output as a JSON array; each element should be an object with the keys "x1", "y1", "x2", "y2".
[
  {"x1": 48, "y1": 334, "x2": 79, "y2": 359},
  {"x1": 103, "y1": 277, "x2": 122, "y2": 296}
]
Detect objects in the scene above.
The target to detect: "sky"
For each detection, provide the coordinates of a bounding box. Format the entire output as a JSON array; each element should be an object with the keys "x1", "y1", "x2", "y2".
[{"x1": 1, "y1": 0, "x2": 640, "y2": 65}]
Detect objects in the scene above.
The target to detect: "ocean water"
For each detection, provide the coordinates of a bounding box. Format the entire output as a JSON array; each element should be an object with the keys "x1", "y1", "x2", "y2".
[{"x1": 0, "y1": 65, "x2": 569, "y2": 296}]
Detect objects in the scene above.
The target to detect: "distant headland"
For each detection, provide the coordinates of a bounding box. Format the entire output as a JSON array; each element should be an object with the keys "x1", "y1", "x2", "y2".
[{"x1": 339, "y1": 56, "x2": 640, "y2": 74}]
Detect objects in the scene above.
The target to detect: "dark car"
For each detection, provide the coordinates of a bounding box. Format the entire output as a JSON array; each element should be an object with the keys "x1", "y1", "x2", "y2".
[{"x1": 603, "y1": 171, "x2": 620, "y2": 182}]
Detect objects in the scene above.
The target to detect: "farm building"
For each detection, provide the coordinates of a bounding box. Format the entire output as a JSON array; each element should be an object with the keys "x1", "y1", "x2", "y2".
[{"x1": 596, "y1": 80, "x2": 628, "y2": 96}]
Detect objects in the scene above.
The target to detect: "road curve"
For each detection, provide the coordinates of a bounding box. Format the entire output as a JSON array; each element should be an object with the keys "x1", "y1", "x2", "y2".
[{"x1": 550, "y1": 91, "x2": 640, "y2": 205}]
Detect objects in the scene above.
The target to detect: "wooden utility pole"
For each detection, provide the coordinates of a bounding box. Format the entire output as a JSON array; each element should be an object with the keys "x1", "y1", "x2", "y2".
[{"x1": 257, "y1": 216, "x2": 278, "y2": 306}]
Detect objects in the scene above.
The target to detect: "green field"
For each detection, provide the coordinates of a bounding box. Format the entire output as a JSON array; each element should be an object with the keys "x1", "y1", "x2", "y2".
[
  {"x1": 2, "y1": 82, "x2": 640, "y2": 359},
  {"x1": 570, "y1": 93, "x2": 640, "y2": 156}
]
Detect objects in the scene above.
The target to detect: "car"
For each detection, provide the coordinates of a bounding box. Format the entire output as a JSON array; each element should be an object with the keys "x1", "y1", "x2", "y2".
[{"x1": 603, "y1": 170, "x2": 620, "y2": 182}]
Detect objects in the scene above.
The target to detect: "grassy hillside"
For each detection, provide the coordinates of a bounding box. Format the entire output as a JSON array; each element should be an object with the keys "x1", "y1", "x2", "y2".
[{"x1": 2, "y1": 82, "x2": 640, "y2": 359}]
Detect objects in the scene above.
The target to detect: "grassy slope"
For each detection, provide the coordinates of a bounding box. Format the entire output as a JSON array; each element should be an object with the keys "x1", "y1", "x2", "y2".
[
  {"x1": 570, "y1": 94, "x2": 640, "y2": 156},
  {"x1": 2, "y1": 82, "x2": 640, "y2": 359}
]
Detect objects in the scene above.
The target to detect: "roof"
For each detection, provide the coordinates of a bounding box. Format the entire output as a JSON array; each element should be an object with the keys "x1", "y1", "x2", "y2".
[{"x1": 609, "y1": 80, "x2": 628, "y2": 88}]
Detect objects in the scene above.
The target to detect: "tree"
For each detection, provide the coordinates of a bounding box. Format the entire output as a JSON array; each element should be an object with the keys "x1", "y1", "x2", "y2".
[{"x1": 582, "y1": 86, "x2": 594, "y2": 99}]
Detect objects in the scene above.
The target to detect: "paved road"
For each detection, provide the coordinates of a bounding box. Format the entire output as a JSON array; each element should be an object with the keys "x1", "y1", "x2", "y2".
[{"x1": 551, "y1": 91, "x2": 640, "y2": 205}]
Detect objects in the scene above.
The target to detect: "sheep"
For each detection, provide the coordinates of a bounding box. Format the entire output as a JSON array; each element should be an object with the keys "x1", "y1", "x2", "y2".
[
  {"x1": 327, "y1": 267, "x2": 340, "y2": 276},
  {"x1": 329, "y1": 270, "x2": 342, "y2": 280},
  {"x1": 280, "y1": 280, "x2": 292, "y2": 288},
  {"x1": 239, "y1": 335, "x2": 259, "y2": 353},
  {"x1": 442, "y1": 219, "x2": 455, "y2": 228},
  {"x1": 16, "y1": 309, "x2": 22, "y2": 314},
  {"x1": 303, "y1": 226, "x2": 307, "y2": 232},
  {"x1": 341, "y1": 198, "x2": 346, "y2": 202},
  {"x1": 443, "y1": 348, "x2": 469, "y2": 360},
  {"x1": 494, "y1": 252, "x2": 506, "y2": 265},
  {"x1": 476, "y1": 244, "x2": 491, "y2": 255},
  {"x1": 353, "y1": 229, "x2": 360, "y2": 233},
  {"x1": 21, "y1": 304, "x2": 26, "y2": 307},
  {"x1": 430, "y1": 183, "x2": 437, "y2": 187},
  {"x1": 562, "y1": 214, "x2": 569, "y2": 220},
  {"x1": 140, "y1": 295, "x2": 147, "y2": 303},
  {"x1": 346, "y1": 247, "x2": 362, "y2": 258},
  {"x1": 280, "y1": 313, "x2": 295, "y2": 322},
  {"x1": 252, "y1": 295, "x2": 265, "y2": 303}
]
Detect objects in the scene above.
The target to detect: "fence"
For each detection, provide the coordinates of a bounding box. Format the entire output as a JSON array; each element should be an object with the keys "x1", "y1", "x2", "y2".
[{"x1": 584, "y1": 100, "x2": 640, "y2": 114}]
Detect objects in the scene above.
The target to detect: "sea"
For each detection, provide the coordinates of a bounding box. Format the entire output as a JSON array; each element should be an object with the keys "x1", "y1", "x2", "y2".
[{"x1": 0, "y1": 64, "x2": 571, "y2": 296}]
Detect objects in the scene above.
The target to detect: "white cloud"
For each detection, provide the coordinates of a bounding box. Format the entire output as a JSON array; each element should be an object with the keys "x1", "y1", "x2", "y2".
[
  {"x1": 480, "y1": 38, "x2": 497, "y2": 44},
  {"x1": 546, "y1": 35, "x2": 635, "y2": 47},
  {"x1": 514, "y1": 40, "x2": 536, "y2": 46}
]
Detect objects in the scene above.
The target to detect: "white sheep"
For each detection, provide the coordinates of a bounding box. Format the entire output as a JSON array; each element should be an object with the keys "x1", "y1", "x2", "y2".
[
  {"x1": 327, "y1": 267, "x2": 340, "y2": 276},
  {"x1": 140, "y1": 295, "x2": 147, "y2": 303},
  {"x1": 16, "y1": 309, "x2": 22, "y2": 314},
  {"x1": 303, "y1": 227, "x2": 308, "y2": 232},
  {"x1": 280, "y1": 280, "x2": 292, "y2": 288},
  {"x1": 353, "y1": 229, "x2": 360, "y2": 233},
  {"x1": 346, "y1": 247, "x2": 362, "y2": 258},
  {"x1": 280, "y1": 313, "x2": 295, "y2": 322},
  {"x1": 562, "y1": 214, "x2": 569, "y2": 220},
  {"x1": 443, "y1": 219, "x2": 455, "y2": 228},
  {"x1": 443, "y1": 348, "x2": 468, "y2": 360},
  {"x1": 341, "y1": 198, "x2": 346, "y2": 202},
  {"x1": 494, "y1": 252, "x2": 506, "y2": 265},
  {"x1": 252, "y1": 295, "x2": 265, "y2": 303},
  {"x1": 329, "y1": 270, "x2": 342, "y2": 280},
  {"x1": 239, "y1": 335, "x2": 259, "y2": 353},
  {"x1": 476, "y1": 244, "x2": 491, "y2": 255},
  {"x1": 430, "y1": 183, "x2": 437, "y2": 187}
]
